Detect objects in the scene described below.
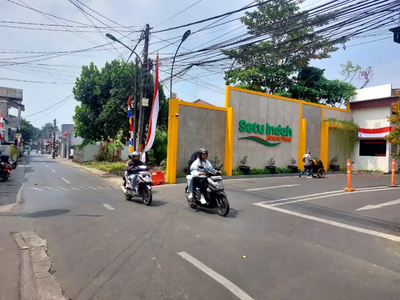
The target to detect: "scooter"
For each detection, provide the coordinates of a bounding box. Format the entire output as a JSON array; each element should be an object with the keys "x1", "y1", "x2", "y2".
[
  {"x1": 8, "y1": 159, "x2": 17, "y2": 169},
  {"x1": 0, "y1": 161, "x2": 12, "y2": 182},
  {"x1": 185, "y1": 165, "x2": 230, "y2": 217},
  {"x1": 122, "y1": 165, "x2": 153, "y2": 206}
]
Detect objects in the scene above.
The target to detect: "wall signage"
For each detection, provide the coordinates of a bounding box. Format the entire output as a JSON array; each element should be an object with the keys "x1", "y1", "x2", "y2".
[{"x1": 238, "y1": 119, "x2": 293, "y2": 146}]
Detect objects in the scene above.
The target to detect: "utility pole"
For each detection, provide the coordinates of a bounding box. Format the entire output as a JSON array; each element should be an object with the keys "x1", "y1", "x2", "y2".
[
  {"x1": 52, "y1": 119, "x2": 56, "y2": 159},
  {"x1": 138, "y1": 24, "x2": 150, "y2": 152},
  {"x1": 132, "y1": 57, "x2": 139, "y2": 151}
]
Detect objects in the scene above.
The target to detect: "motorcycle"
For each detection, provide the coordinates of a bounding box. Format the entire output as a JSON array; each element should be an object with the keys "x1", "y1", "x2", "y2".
[
  {"x1": 8, "y1": 159, "x2": 17, "y2": 169},
  {"x1": 0, "y1": 161, "x2": 12, "y2": 182},
  {"x1": 121, "y1": 165, "x2": 153, "y2": 206},
  {"x1": 185, "y1": 165, "x2": 230, "y2": 217}
]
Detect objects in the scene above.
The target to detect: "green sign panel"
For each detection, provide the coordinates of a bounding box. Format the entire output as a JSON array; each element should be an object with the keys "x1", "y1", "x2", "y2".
[{"x1": 238, "y1": 120, "x2": 293, "y2": 147}]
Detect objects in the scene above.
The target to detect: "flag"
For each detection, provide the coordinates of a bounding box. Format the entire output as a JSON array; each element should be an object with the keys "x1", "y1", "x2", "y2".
[
  {"x1": 144, "y1": 54, "x2": 159, "y2": 152},
  {"x1": 127, "y1": 95, "x2": 134, "y2": 153}
]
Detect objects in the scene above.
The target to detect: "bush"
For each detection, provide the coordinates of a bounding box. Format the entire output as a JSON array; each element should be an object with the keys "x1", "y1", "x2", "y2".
[
  {"x1": 148, "y1": 130, "x2": 167, "y2": 165},
  {"x1": 276, "y1": 167, "x2": 292, "y2": 173},
  {"x1": 250, "y1": 168, "x2": 270, "y2": 175},
  {"x1": 232, "y1": 170, "x2": 244, "y2": 176},
  {"x1": 177, "y1": 171, "x2": 186, "y2": 178}
]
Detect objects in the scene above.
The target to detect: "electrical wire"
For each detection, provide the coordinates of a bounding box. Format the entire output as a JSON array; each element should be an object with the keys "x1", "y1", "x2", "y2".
[{"x1": 154, "y1": 0, "x2": 203, "y2": 28}]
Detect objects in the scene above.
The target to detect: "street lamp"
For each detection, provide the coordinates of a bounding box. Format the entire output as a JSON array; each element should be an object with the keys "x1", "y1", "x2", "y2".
[
  {"x1": 106, "y1": 33, "x2": 142, "y2": 64},
  {"x1": 170, "y1": 30, "x2": 191, "y2": 99},
  {"x1": 106, "y1": 33, "x2": 143, "y2": 150}
]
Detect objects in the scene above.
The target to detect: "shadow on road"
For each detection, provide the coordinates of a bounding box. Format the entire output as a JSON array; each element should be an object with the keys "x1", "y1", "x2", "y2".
[{"x1": 193, "y1": 207, "x2": 240, "y2": 218}]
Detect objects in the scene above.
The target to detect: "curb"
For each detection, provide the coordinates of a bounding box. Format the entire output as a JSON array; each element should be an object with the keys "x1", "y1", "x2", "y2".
[{"x1": 13, "y1": 231, "x2": 66, "y2": 300}]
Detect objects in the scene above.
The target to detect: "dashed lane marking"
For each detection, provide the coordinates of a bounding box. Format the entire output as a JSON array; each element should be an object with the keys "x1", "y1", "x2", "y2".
[
  {"x1": 30, "y1": 186, "x2": 120, "y2": 192},
  {"x1": 103, "y1": 204, "x2": 115, "y2": 210}
]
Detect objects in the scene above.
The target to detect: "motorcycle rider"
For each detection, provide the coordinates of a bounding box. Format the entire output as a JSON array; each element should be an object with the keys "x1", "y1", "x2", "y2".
[
  {"x1": 189, "y1": 148, "x2": 220, "y2": 204},
  {"x1": 125, "y1": 151, "x2": 145, "y2": 193}
]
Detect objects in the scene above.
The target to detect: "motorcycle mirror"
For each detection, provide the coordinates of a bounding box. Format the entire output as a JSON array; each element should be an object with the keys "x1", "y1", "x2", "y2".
[{"x1": 128, "y1": 155, "x2": 132, "y2": 159}]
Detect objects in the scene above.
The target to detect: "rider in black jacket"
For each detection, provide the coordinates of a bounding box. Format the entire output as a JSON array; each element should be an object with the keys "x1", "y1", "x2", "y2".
[{"x1": 125, "y1": 151, "x2": 145, "y2": 192}]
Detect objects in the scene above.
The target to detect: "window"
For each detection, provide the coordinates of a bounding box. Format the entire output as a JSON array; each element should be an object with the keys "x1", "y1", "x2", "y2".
[{"x1": 359, "y1": 140, "x2": 387, "y2": 157}]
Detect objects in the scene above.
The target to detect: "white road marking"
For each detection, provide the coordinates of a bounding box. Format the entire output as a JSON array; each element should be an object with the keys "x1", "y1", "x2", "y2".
[
  {"x1": 246, "y1": 184, "x2": 299, "y2": 191},
  {"x1": 52, "y1": 169, "x2": 56, "y2": 173},
  {"x1": 270, "y1": 186, "x2": 400, "y2": 207},
  {"x1": 45, "y1": 165, "x2": 49, "y2": 167},
  {"x1": 103, "y1": 204, "x2": 115, "y2": 210},
  {"x1": 357, "y1": 199, "x2": 400, "y2": 211},
  {"x1": 44, "y1": 187, "x2": 56, "y2": 190},
  {"x1": 57, "y1": 187, "x2": 69, "y2": 191},
  {"x1": 96, "y1": 186, "x2": 105, "y2": 189},
  {"x1": 89, "y1": 187, "x2": 97, "y2": 190},
  {"x1": 253, "y1": 203, "x2": 400, "y2": 243},
  {"x1": 61, "y1": 178, "x2": 70, "y2": 184},
  {"x1": 178, "y1": 252, "x2": 254, "y2": 300},
  {"x1": 70, "y1": 187, "x2": 81, "y2": 190},
  {"x1": 31, "y1": 188, "x2": 44, "y2": 191}
]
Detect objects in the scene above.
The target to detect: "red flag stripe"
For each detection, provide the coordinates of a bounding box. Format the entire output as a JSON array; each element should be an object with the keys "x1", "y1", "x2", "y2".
[
  {"x1": 358, "y1": 127, "x2": 392, "y2": 134},
  {"x1": 146, "y1": 54, "x2": 159, "y2": 146}
]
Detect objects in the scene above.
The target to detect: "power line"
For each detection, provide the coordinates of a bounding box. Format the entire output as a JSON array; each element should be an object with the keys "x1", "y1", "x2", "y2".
[
  {"x1": 154, "y1": 0, "x2": 203, "y2": 28},
  {"x1": 0, "y1": 77, "x2": 74, "y2": 84},
  {"x1": 152, "y1": 0, "x2": 272, "y2": 33}
]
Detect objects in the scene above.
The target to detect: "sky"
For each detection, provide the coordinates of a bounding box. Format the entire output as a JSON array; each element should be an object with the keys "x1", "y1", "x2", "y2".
[{"x1": 1, "y1": 0, "x2": 399, "y2": 129}]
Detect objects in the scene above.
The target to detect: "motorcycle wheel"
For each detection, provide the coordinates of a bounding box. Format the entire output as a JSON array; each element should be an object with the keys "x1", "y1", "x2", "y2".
[
  {"x1": 311, "y1": 172, "x2": 318, "y2": 178},
  {"x1": 13, "y1": 164, "x2": 17, "y2": 169},
  {"x1": 187, "y1": 198, "x2": 197, "y2": 209},
  {"x1": 1, "y1": 172, "x2": 10, "y2": 182},
  {"x1": 217, "y1": 195, "x2": 230, "y2": 217},
  {"x1": 142, "y1": 188, "x2": 152, "y2": 206},
  {"x1": 125, "y1": 193, "x2": 132, "y2": 201},
  {"x1": 318, "y1": 168, "x2": 326, "y2": 178}
]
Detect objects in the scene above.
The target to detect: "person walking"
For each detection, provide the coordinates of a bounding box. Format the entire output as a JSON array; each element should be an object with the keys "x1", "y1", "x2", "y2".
[{"x1": 299, "y1": 150, "x2": 312, "y2": 178}]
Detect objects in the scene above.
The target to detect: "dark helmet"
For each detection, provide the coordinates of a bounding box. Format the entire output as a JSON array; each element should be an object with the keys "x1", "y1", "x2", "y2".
[{"x1": 198, "y1": 148, "x2": 208, "y2": 155}]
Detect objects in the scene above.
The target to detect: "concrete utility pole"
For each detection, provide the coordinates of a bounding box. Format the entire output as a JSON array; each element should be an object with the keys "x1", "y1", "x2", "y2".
[
  {"x1": 52, "y1": 119, "x2": 56, "y2": 159},
  {"x1": 138, "y1": 24, "x2": 150, "y2": 152},
  {"x1": 132, "y1": 57, "x2": 139, "y2": 151}
]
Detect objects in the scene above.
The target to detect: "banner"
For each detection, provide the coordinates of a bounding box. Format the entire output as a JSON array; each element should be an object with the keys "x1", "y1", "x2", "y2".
[{"x1": 144, "y1": 54, "x2": 159, "y2": 152}]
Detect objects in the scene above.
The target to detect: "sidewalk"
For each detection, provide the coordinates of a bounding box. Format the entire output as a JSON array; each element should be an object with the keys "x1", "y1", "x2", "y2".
[{"x1": 0, "y1": 157, "x2": 26, "y2": 210}]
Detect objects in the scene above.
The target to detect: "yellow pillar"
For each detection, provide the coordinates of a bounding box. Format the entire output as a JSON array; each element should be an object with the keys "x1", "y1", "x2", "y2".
[
  {"x1": 166, "y1": 99, "x2": 179, "y2": 183},
  {"x1": 224, "y1": 107, "x2": 234, "y2": 176},
  {"x1": 298, "y1": 118, "x2": 307, "y2": 168},
  {"x1": 320, "y1": 121, "x2": 329, "y2": 171}
]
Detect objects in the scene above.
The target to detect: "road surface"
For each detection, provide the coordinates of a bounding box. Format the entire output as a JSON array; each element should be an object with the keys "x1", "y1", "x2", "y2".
[{"x1": 1, "y1": 153, "x2": 400, "y2": 299}]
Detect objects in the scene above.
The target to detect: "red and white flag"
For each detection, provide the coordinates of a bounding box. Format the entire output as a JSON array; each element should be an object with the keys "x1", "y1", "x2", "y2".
[
  {"x1": 144, "y1": 54, "x2": 160, "y2": 153},
  {"x1": 358, "y1": 127, "x2": 392, "y2": 138}
]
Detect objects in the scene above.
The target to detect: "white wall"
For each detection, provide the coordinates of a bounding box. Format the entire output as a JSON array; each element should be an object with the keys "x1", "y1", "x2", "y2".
[
  {"x1": 83, "y1": 144, "x2": 99, "y2": 161},
  {"x1": 351, "y1": 106, "x2": 392, "y2": 171}
]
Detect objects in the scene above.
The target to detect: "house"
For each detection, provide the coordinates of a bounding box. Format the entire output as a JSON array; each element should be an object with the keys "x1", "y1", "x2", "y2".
[
  {"x1": 192, "y1": 99, "x2": 214, "y2": 106},
  {"x1": 0, "y1": 87, "x2": 24, "y2": 158}
]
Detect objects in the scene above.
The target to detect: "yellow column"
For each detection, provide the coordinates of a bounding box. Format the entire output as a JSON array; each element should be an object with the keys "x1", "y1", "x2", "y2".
[
  {"x1": 224, "y1": 107, "x2": 234, "y2": 176},
  {"x1": 320, "y1": 121, "x2": 329, "y2": 171},
  {"x1": 166, "y1": 99, "x2": 179, "y2": 183},
  {"x1": 298, "y1": 118, "x2": 307, "y2": 168}
]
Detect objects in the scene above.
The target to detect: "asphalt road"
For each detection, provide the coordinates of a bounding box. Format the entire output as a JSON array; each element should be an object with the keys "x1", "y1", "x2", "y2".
[{"x1": 1, "y1": 153, "x2": 400, "y2": 299}]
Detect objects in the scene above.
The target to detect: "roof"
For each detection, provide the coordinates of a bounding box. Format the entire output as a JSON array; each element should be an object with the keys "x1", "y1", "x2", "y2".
[
  {"x1": 350, "y1": 96, "x2": 398, "y2": 110},
  {"x1": 0, "y1": 87, "x2": 23, "y2": 100},
  {"x1": 193, "y1": 99, "x2": 214, "y2": 106}
]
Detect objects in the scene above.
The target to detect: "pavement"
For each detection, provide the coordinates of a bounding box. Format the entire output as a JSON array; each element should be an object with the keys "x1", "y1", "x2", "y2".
[{"x1": 1, "y1": 153, "x2": 400, "y2": 299}]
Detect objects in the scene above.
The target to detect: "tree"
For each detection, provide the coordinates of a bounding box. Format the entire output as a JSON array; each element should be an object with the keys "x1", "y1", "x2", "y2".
[
  {"x1": 20, "y1": 119, "x2": 39, "y2": 142},
  {"x1": 73, "y1": 60, "x2": 167, "y2": 146},
  {"x1": 289, "y1": 66, "x2": 356, "y2": 106},
  {"x1": 223, "y1": 0, "x2": 342, "y2": 93},
  {"x1": 38, "y1": 122, "x2": 58, "y2": 139},
  {"x1": 340, "y1": 61, "x2": 373, "y2": 89},
  {"x1": 386, "y1": 100, "x2": 400, "y2": 160}
]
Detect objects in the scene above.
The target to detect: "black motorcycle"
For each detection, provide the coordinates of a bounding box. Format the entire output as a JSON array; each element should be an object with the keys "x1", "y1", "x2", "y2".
[
  {"x1": 185, "y1": 165, "x2": 230, "y2": 217},
  {"x1": 0, "y1": 161, "x2": 12, "y2": 182}
]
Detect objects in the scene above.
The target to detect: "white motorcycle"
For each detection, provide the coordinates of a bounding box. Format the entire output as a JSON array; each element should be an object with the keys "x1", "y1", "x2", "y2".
[{"x1": 122, "y1": 165, "x2": 153, "y2": 206}]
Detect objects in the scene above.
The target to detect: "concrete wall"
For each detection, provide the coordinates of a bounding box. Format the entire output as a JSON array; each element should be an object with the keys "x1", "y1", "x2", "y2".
[
  {"x1": 176, "y1": 105, "x2": 226, "y2": 173},
  {"x1": 72, "y1": 144, "x2": 99, "y2": 162},
  {"x1": 231, "y1": 90, "x2": 300, "y2": 169},
  {"x1": 328, "y1": 128, "x2": 347, "y2": 168},
  {"x1": 303, "y1": 105, "x2": 321, "y2": 158}
]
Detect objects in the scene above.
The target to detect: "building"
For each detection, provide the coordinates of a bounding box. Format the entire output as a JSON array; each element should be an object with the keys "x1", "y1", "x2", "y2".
[
  {"x1": 350, "y1": 84, "x2": 399, "y2": 171},
  {"x1": 0, "y1": 87, "x2": 24, "y2": 158},
  {"x1": 165, "y1": 85, "x2": 399, "y2": 183},
  {"x1": 192, "y1": 99, "x2": 214, "y2": 106},
  {"x1": 58, "y1": 124, "x2": 83, "y2": 159}
]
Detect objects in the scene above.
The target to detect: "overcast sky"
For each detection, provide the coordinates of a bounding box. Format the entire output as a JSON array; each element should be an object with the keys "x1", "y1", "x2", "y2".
[{"x1": 1, "y1": 0, "x2": 399, "y2": 129}]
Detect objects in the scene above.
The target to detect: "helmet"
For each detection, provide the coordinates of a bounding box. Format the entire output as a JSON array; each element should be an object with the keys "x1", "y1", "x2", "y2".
[
  {"x1": 198, "y1": 148, "x2": 208, "y2": 155},
  {"x1": 132, "y1": 151, "x2": 140, "y2": 157}
]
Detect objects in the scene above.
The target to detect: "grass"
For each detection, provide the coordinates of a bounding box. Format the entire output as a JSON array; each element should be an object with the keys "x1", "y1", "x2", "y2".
[{"x1": 82, "y1": 161, "x2": 125, "y2": 175}]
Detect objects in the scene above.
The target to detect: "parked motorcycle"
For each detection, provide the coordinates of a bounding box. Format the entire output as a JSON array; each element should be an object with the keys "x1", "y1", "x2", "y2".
[
  {"x1": 185, "y1": 165, "x2": 230, "y2": 217},
  {"x1": 0, "y1": 161, "x2": 12, "y2": 182},
  {"x1": 121, "y1": 165, "x2": 153, "y2": 205},
  {"x1": 8, "y1": 159, "x2": 17, "y2": 169}
]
